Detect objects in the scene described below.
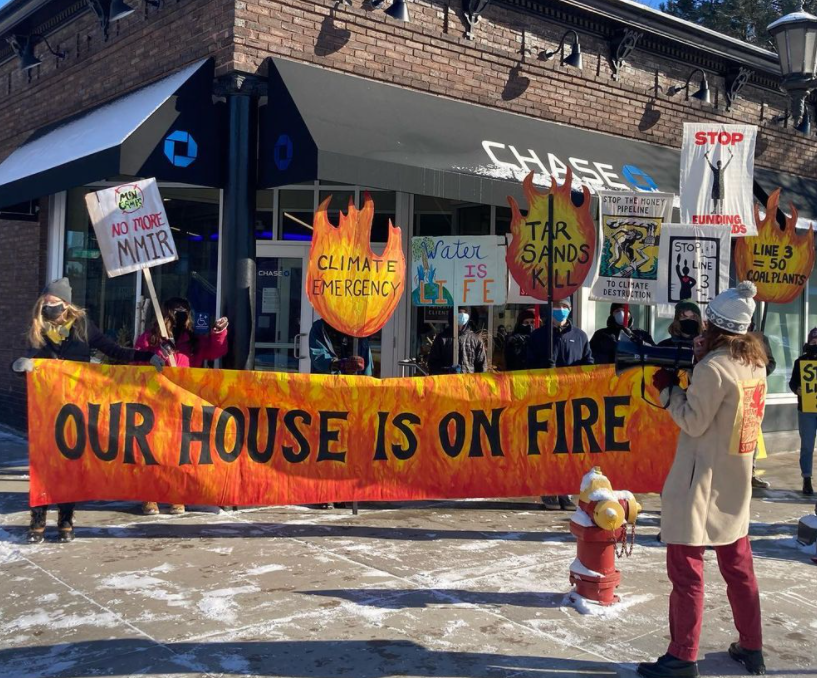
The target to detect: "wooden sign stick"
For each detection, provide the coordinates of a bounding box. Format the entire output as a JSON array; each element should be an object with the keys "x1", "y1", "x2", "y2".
[{"x1": 143, "y1": 268, "x2": 176, "y2": 367}]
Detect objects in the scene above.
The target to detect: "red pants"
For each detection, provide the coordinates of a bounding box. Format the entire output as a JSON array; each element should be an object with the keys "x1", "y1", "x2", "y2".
[{"x1": 667, "y1": 536, "x2": 762, "y2": 662}]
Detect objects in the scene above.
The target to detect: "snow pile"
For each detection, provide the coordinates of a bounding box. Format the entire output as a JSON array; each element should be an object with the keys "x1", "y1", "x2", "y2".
[
  {"x1": 563, "y1": 590, "x2": 654, "y2": 617},
  {"x1": 569, "y1": 508, "x2": 594, "y2": 527},
  {"x1": 580, "y1": 467, "x2": 605, "y2": 493},
  {"x1": 569, "y1": 558, "x2": 603, "y2": 579}
]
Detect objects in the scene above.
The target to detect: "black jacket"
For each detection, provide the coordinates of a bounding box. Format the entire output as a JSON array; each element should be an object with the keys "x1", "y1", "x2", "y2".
[
  {"x1": 428, "y1": 326, "x2": 487, "y2": 374},
  {"x1": 28, "y1": 320, "x2": 153, "y2": 364},
  {"x1": 504, "y1": 330, "x2": 531, "y2": 371},
  {"x1": 527, "y1": 322, "x2": 593, "y2": 369},
  {"x1": 789, "y1": 346, "x2": 817, "y2": 411},
  {"x1": 590, "y1": 318, "x2": 654, "y2": 365},
  {"x1": 657, "y1": 335, "x2": 695, "y2": 350}
]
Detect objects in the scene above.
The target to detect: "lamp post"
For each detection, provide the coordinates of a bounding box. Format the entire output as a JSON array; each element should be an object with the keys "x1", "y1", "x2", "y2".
[{"x1": 768, "y1": 1, "x2": 817, "y2": 128}]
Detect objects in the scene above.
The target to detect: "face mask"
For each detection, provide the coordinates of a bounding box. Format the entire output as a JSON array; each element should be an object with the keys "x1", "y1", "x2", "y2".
[
  {"x1": 807, "y1": 343, "x2": 817, "y2": 354},
  {"x1": 519, "y1": 324, "x2": 532, "y2": 336},
  {"x1": 42, "y1": 303, "x2": 65, "y2": 321},
  {"x1": 613, "y1": 310, "x2": 627, "y2": 327},
  {"x1": 679, "y1": 318, "x2": 699, "y2": 336},
  {"x1": 552, "y1": 308, "x2": 570, "y2": 324},
  {"x1": 457, "y1": 312, "x2": 470, "y2": 327},
  {"x1": 173, "y1": 310, "x2": 189, "y2": 328}
]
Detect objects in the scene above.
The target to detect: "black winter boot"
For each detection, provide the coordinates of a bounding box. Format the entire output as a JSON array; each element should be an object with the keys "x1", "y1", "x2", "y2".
[
  {"x1": 637, "y1": 654, "x2": 699, "y2": 678},
  {"x1": 728, "y1": 643, "x2": 766, "y2": 675},
  {"x1": 803, "y1": 477, "x2": 814, "y2": 496},
  {"x1": 28, "y1": 506, "x2": 47, "y2": 544},
  {"x1": 541, "y1": 496, "x2": 560, "y2": 510},
  {"x1": 57, "y1": 504, "x2": 75, "y2": 544}
]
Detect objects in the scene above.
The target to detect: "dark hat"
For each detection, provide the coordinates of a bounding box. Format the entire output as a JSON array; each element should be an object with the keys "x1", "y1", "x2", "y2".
[
  {"x1": 610, "y1": 303, "x2": 626, "y2": 313},
  {"x1": 674, "y1": 300, "x2": 701, "y2": 318},
  {"x1": 518, "y1": 308, "x2": 536, "y2": 322},
  {"x1": 42, "y1": 278, "x2": 72, "y2": 305}
]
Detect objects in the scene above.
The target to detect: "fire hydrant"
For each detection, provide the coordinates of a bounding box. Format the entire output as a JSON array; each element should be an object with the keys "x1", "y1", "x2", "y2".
[{"x1": 568, "y1": 466, "x2": 641, "y2": 606}]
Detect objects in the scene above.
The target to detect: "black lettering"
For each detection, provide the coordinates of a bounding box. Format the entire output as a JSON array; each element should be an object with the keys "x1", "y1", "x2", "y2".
[
  {"x1": 439, "y1": 412, "x2": 466, "y2": 458},
  {"x1": 88, "y1": 402, "x2": 121, "y2": 461},
  {"x1": 317, "y1": 411, "x2": 347, "y2": 463},
  {"x1": 571, "y1": 398, "x2": 601, "y2": 453},
  {"x1": 373, "y1": 411, "x2": 389, "y2": 461},
  {"x1": 123, "y1": 403, "x2": 157, "y2": 465},
  {"x1": 282, "y1": 410, "x2": 311, "y2": 463},
  {"x1": 214, "y1": 407, "x2": 245, "y2": 463},
  {"x1": 554, "y1": 400, "x2": 569, "y2": 454},
  {"x1": 392, "y1": 413, "x2": 420, "y2": 460},
  {"x1": 469, "y1": 408, "x2": 505, "y2": 457},
  {"x1": 247, "y1": 407, "x2": 278, "y2": 463},
  {"x1": 604, "y1": 396, "x2": 630, "y2": 452},
  {"x1": 55, "y1": 404, "x2": 86, "y2": 460},
  {"x1": 179, "y1": 405, "x2": 215, "y2": 465},
  {"x1": 527, "y1": 404, "x2": 551, "y2": 455}
]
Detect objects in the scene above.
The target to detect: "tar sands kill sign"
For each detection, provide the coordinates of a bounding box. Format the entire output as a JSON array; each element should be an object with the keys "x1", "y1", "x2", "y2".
[{"x1": 85, "y1": 178, "x2": 177, "y2": 277}]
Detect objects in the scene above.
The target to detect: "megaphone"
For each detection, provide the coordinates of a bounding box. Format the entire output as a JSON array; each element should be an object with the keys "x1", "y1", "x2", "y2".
[{"x1": 614, "y1": 332, "x2": 695, "y2": 376}]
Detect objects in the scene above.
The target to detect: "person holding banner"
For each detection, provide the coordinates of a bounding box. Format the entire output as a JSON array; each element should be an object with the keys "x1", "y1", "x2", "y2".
[
  {"x1": 639, "y1": 282, "x2": 767, "y2": 678},
  {"x1": 787, "y1": 328, "x2": 817, "y2": 497},
  {"x1": 309, "y1": 319, "x2": 372, "y2": 376},
  {"x1": 657, "y1": 301, "x2": 703, "y2": 351},
  {"x1": 504, "y1": 309, "x2": 536, "y2": 371},
  {"x1": 11, "y1": 278, "x2": 164, "y2": 544},
  {"x1": 590, "y1": 303, "x2": 655, "y2": 365},
  {"x1": 428, "y1": 308, "x2": 487, "y2": 375},
  {"x1": 134, "y1": 296, "x2": 229, "y2": 515}
]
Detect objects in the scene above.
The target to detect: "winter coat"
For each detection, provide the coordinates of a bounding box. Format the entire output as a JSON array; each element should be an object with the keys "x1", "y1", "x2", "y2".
[
  {"x1": 657, "y1": 335, "x2": 695, "y2": 350},
  {"x1": 428, "y1": 326, "x2": 487, "y2": 375},
  {"x1": 659, "y1": 347, "x2": 767, "y2": 546},
  {"x1": 28, "y1": 320, "x2": 153, "y2": 364},
  {"x1": 135, "y1": 328, "x2": 228, "y2": 368},
  {"x1": 504, "y1": 331, "x2": 531, "y2": 371},
  {"x1": 590, "y1": 318, "x2": 654, "y2": 365},
  {"x1": 527, "y1": 322, "x2": 593, "y2": 369},
  {"x1": 788, "y1": 346, "x2": 817, "y2": 411},
  {"x1": 308, "y1": 320, "x2": 373, "y2": 376}
]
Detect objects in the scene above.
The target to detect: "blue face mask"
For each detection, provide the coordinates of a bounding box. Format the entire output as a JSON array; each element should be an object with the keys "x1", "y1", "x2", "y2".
[
  {"x1": 457, "y1": 312, "x2": 470, "y2": 327},
  {"x1": 552, "y1": 308, "x2": 570, "y2": 324}
]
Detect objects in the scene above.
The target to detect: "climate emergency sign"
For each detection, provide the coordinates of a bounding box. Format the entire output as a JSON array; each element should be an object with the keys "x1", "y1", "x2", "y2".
[
  {"x1": 85, "y1": 178, "x2": 178, "y2": 277},
  {"x1": 679, "y1": 124, "x2": 758, "y2": 237}
]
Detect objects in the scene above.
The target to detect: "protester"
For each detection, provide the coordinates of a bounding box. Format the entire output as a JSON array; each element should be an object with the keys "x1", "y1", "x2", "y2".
[
  {"x1": 748, "y1": 320, "x2": 776, "y2": 490},
  {"x1": 427, "y1": 307, "x2": 487, "y2": 375},
  {"x1": 639, "y1": 281, "x2": 767, "y2": 678},
  {"x1": 590, "y1": 303, "x2": 655, "y2": 365},
  {"x1": 12, "y1": 278, "x2": 163, "y2": 544},
  {"x1": 788, "y1": 327, "x2": 817, "y2": 497},
  {"x1": 493, "y1": 324, "x2": 508, "y2": 371},
  {"x1": 504, "y1": 308, "x2": 536, "y2": 371},
  {"x1": 309, "y1": 318, "x2": 372, "y2": 376},
  {"x1": 527, "y1": 298, "x2": 592, "y2": 510},
  {"x1": 134, "y1": 297, "x2": 229, "y2": 515},
  {"x1": 658, "y1": 301, "x2": 703, "y2": 350}
]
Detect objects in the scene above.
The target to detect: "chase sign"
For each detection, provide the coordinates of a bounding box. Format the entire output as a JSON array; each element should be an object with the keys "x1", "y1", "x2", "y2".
[{"x1": 164, "y1": 130, "x2": 198, "y2": 168}]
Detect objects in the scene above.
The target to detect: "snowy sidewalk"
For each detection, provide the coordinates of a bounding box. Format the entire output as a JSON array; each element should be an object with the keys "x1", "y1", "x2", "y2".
[{"x1": 0, "y1": 438, "x2": 814, "y2": 678}]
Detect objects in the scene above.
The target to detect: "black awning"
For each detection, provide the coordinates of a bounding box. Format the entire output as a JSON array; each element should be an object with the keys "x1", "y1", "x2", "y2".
[
  {"x1": 0, "y1": 58, "x2": 223, "y2": 209},
  {"x1": 261, "y1": 57, "x2": 817, "y2": 221}
]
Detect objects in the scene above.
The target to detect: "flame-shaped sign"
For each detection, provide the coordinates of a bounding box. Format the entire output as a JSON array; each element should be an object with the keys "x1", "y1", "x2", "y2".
[
  {"x1": 306, "y1": 192, "x2": 405, "y2": 337},
  {"x1": 506, "y1": 169, "x2": 596, "y2": 302},
  {"x1": 734, "y1": 189, "x2": 815, "y2": 304}
]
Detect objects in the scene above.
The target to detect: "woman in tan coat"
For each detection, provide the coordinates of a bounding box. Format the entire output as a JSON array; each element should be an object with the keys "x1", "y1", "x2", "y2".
[{"x1": 638, "y1": 282, "x2": 767, "y2": 678}]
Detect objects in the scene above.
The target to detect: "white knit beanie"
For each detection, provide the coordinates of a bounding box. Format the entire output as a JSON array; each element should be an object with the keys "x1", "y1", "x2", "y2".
[{"x1": 705, "y1": 281, "x2": 757, "y2": 335}]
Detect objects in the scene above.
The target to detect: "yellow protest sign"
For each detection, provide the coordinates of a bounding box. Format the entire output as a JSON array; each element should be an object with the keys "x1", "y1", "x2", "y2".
[{"x1": 800, "y1": 360, "x2": 817, "y2": 413}]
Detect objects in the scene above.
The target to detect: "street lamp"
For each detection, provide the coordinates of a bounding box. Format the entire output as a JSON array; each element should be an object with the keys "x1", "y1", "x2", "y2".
[{"x1": 768, "y1": 1, "x2": 817, "y2": 131}]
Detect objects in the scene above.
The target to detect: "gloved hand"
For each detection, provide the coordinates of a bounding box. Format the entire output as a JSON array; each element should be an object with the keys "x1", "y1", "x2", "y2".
[
  {"x1": 213, "y1": 317, "x2": 229, "y2": 332},
  {"x1": 149, "y1": 354, "x2": 165, "y2": 372},
  {"x1": 12, "y1": 358, "x2": 34, "y2": 373},
  {"x1": 340, "y1": 356, "x2": 365, "y2": 374},
  {"x1": 652, "y1": 368, "x2": 680, "y2": 394}
]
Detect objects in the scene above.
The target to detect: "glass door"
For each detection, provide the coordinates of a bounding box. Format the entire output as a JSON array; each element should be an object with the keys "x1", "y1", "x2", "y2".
[{"x1": 255, "y1": 242, "x2": 315, "y2": 373}]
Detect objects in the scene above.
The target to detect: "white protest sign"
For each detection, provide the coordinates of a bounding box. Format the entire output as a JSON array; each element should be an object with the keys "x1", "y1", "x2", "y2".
[
  {"x1": 656, "y1": 223, "x2": 731, "y2": 316},
  {"x1": 679, "y1": 124, "x2": 757, "y2": 236},
  {"x1": 589, "y1": 191, "x2": 674, "y2": 305},
  {"x1": 85, "y1": 178, "x2": 177, "y2": 278},
  {"x1": 411, "y1": 236, "x2": 507, "y2": 306}
]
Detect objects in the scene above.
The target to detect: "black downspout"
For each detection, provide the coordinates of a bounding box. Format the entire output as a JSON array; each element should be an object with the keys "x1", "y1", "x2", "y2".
[{"x1": 221, "y1": 74, "x2": 260, "y2": 370}]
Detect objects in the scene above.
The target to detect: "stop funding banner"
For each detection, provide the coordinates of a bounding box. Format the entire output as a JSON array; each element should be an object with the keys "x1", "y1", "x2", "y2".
[{"x1": 27, "y1": 361, "x2": 680, "y2": 506}]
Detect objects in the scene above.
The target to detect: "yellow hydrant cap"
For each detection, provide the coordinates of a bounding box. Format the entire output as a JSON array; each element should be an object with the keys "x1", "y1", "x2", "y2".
[
  {"x1": 579, "y1": 466, "x2": 614, "y2": 503},
  {"x1": 593, "y1": 499, "x2": 625, "y2": 531}
]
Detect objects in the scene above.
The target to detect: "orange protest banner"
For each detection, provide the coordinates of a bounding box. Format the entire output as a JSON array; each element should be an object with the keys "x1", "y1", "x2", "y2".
[{"x1": 28, "y1": 361, "x2": 678, "y2": 506}]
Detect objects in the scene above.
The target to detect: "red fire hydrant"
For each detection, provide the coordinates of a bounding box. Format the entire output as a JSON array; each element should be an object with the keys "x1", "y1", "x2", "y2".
[{"x1": 568, "y1": 466, "x2": 640, "y2": 606}]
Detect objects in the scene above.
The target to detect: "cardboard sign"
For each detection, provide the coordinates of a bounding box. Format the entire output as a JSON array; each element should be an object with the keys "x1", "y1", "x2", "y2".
[
  {"x1": 734, "y1": 188, "x2": 815, "y2": 304},
  {"x1": 411, "y1": 236, "x2": 507, "y2": 307},
  {"x1": 505, "y1": 170, "x2": 596, "y2": 302},
  {"x1": 800, "y1": 361, "x2": 817, "y2": 414},
  {"x1": 27, "y1": 361, "x2": 680, "y2": 506},
  {"x1": 730, "y1": 378, "x2": 767, "y2": 456},
  {"x1": 589, "y1": 191, "x2": 674, "y2": 305},
  {"x1": 680, "y1": 124, "x2": 757, "y2": 236},
  {"x1": 656, "y1": 224, "x2": 731, "y2": 314},
  {"x1": 306, "y1": 193, "x2": 405, "y2": 338},
  {"x1": 85, "y1": 178, "x2": 177, "y2": 277}
]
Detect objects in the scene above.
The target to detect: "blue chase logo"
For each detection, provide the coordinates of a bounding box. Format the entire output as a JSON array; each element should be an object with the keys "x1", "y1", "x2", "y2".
[
  {"x1": 164, "y1": 130, "x2": 198, "y2": 168},
  {"x1": 274, "y1": 134, "x2": 293, "y2": 171}
]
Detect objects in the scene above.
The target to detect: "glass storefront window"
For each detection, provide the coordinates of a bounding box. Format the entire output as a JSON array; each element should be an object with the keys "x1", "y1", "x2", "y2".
[
  {"x1": 279, "y1": 190, "x2": 314, "y2": 241},
  {"x1": 414, "y1": 197, "x2": 490, "y2": 236},
  {"x1": 256, "y1": 190, "x2": 274, "y2": 240},
  {"x1": 765, "y1": 297, "x2": 803, "y2": 394},
  {"x1": 64, "y1": 188, "x2": 136, "y2": 358},
  {"x1": 147, "y1": 189, "x2": 221, "y2": 334}
]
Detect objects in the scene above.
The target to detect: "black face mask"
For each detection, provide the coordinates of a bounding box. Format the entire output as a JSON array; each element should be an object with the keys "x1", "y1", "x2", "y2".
[
  {"x1": 518, "y1": 324, "x2": 532, "y2": 336},
  {"x1": 807, "y1": 344, "x2": 817, "y2": 356},
  {"x1": 42, "y1": 303, "x2": 65, "y2": 321},
  {"x1": 679, "y1": 319, "x2": 699, "y2": 336},
  {"x1": 173, "y1": 310, "x2": 189, "y2": 330}
]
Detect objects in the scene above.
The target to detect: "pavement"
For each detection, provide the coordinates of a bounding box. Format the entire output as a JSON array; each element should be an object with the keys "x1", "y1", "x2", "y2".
[{"x1": 0, "y1": 425, "x2": 815, "y2": 678}]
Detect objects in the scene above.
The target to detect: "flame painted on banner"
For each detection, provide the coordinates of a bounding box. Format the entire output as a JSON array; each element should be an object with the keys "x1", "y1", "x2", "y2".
[
  {"x1": 506, "y1": 170, "x2": 596, "y2": 302},
  {"x1": 734, "y1": 189, "x2": 815, "y2": 304},
  {"x1": 27, "y1": 361, "x2": 680, "y2": 506},
  {"x1": 306, "y1": 192, "x2": 405, "y2": 337}
]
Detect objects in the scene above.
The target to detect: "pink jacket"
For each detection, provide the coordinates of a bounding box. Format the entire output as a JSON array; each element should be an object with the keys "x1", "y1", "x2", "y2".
[{"x1": 134, "y1": 328, "x2": 228, "y2": 368}]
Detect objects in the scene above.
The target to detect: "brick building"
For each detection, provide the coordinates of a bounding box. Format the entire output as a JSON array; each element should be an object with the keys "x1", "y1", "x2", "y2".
[{"x1": 0, "y1": 0, "x2": 812, "y2": 441}]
